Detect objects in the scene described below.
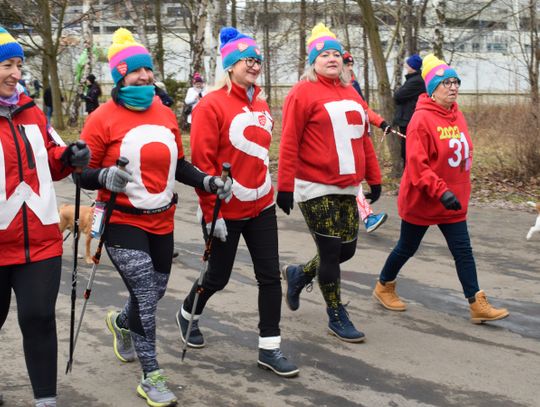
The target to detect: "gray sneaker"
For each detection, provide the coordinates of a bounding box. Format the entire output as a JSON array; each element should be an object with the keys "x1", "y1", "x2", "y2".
[
  {"x1": 137, "y1": 369, "x2": 178, "y2": 406},
  {"x1": 105, "y1": 310, "x2": 136, "y2": 362}
]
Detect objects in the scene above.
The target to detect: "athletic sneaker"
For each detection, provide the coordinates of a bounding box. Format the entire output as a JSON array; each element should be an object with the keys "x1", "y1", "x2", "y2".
[
  {"x1": 105, "y1": 310, "x2": 136, "y2": 362},
  {"x1": 364, "y1": 213, "x2": 388, "y2": 233},
  {"x1": 137, "y1": 369, "x2": 178, "y2": 407}
]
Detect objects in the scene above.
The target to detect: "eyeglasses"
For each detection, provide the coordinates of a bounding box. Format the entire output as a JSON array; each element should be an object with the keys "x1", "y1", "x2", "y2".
[
  {"x1": 241, "y1": 58, "x2": 262, "y2": 68},
  {"x1": 441, "y1": 78, "x2": 461, "y2": 88}
]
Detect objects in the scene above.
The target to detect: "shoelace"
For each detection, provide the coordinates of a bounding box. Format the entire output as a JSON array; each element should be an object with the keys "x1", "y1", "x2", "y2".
[
  {"x1": 477, "y1": 295, "x2": 491, "y2": 311},
  {"x1": 120, "y1": 328, "x2": 132, "y2": 348},
  {"x1": 147, "y1": 372, "x2": 171, "y2": 393},
  {"x1": 270, "y1": 349, "x2": 286, "y2": 360}
]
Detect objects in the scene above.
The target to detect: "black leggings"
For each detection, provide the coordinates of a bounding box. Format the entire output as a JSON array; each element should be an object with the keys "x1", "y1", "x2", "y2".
[
  {"x1": 183, "y1": 206, "x2": 282, "y2": 337},
  {"x1": 0, "y1": 256, "x2": 61, "y2": 399}
]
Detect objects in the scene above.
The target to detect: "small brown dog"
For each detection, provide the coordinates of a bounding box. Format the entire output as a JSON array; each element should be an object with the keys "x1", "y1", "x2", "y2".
[
  {"x1": 526, "y1": 201, "x2": 540, "y2": 240},
  {"x1": 58, "y1": 203, "x2": 95, "y2": 264}
]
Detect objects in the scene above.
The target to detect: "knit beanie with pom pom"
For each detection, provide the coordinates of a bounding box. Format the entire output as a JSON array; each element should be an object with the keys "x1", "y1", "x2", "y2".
[
  {"x1": 219, "y1": 27, "x2": 262, "y2": 70},
  {"x1": 108, "y1": 28, "x2": 153, "y2": 85}
]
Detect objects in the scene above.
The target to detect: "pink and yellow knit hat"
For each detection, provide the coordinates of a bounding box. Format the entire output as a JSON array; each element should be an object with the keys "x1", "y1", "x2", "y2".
[
  {"x1": 107, "y1": 28, "x2": 153, "y2": 85},
  {"x1": 421, "y1": 54, "x2": 460, "y2": 96},
  {"x1": 0, "y1": 26, "x2": 24, "y2": 63},
  {"x1": 307, "y1": 23, "x2": 343, "y2": 65}
]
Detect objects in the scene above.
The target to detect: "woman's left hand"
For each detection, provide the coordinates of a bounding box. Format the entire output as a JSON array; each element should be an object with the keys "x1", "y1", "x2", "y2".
[{"x1": 365, "y1": 184, "x2": 381, "y2": 204}]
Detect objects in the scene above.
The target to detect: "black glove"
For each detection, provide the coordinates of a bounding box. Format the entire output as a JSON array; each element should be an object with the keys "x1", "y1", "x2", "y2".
[
  {"x1": 365, "y1": 184, "x2": 381, "y2": 204},
  {"x1": 61, "y1": 141, "x2": 91, "y2": 168},
  {"x1": 380, "y1": 121, "x2": 391, "y2": 135},
  {"x1": 276, "y1": 191, "x2": 294, "y2": 215},
  {"x1": 440, "y1": 190, "x2": 462, "y2": 211}
]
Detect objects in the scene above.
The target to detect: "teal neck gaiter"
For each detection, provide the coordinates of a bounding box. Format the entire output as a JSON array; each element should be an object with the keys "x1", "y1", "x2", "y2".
[{"x1": 117, "y1": 85, "x2": 155, "y2": 111}]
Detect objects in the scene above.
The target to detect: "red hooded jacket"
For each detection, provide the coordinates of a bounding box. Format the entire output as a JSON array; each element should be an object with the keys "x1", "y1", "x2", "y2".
[
  {"x1": 0, "y1": 94, "x2": 71, "y2": 266},
  {"x1": 398, "y1": 94, "x2": 474, "y2": 225}
]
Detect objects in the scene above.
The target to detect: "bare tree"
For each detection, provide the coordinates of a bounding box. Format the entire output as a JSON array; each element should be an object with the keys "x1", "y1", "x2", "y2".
[
  {"x1": 357, "y1": 0, "x2": 401, "y2": 176},
  {"x1": 298, "y1": 0, "x2": 307, "y2": 79},
  {"x1": 261, "y1": 0, "x2": 272, "y2": 107},
  {"x1": 155, "y1": 0, "x2": 165, "y2": 79},
  {"x1": 68, "y1": 0, "x2": 94, "y2": 127}
]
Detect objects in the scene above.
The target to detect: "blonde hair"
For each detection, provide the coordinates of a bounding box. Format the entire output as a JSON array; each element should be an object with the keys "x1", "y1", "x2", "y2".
[
  {"x1": 210, "y1": 70, "x2": 266, "y2": 101},
  {"x1": 300, "y1": 64, "x2": 351, "y2": 87}
]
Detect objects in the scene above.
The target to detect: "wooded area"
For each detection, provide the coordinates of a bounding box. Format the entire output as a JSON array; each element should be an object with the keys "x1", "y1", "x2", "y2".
[{"x1": 0, "y1": 0, "x2": 538, "y2": 178}]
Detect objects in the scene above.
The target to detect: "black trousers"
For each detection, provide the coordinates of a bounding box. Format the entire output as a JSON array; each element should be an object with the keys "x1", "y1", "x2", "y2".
[
  {"x1": 0, "y1": 256, "x2": 61, "y2": 399},
  {"x1": 183, "y1": 206, "x2": 282, "y2": 337}
]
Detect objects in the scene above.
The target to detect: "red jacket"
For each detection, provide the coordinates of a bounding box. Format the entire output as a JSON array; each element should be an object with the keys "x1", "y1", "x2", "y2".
[
  {"x1": 278, "y1": 74, "x2": 381, "y2": 192},
  {"x1": 0, "y1": 94, "x2": 71, "y2": 266},
  {"x1": 398, "y1": 94, "x2": 474, "y2": 225},
  {"x1": 190, "y1": 82, "x2": 275, "y2": 222},
  {"x1": 81, "y1": 97, "x2": 183, "y2": 235}
]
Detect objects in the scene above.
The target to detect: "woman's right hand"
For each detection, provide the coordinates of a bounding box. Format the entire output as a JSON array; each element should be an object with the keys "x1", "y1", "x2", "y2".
[{"x1": 98, "y1": 166, "x2": 133, "y2": 193}]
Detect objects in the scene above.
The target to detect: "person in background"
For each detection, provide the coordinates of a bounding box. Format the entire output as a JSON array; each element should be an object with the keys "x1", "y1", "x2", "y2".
[
  {"x1": 342, "y1": 51, "x2": 388, "y2": 233},
  {"x1": 79, "y1": 28, "x2": 231, "y2": 407},
  {"x1": 392, "y1": 54, "x2": 426, "y2": 167},
  {"x1": 154, "y1": 81, "x2": 174, "y2": 108},
  {"x1": 0, "y1": 26, "x2": 91, "y2": 407},
  {"x1": 176, "y1": 26, "x2": 299, "y2": 378},
  {"x1": 31, "y1": 78, "x2": 42, "y2": 99},
  {"x1": 81, "y1": 74, "x2": 101, "y2": 114},
  {"x1": 183, "y1": 72, "x2": 207, "y2": 128},
  {"x1": 372, "y1": 54, "x2": 509, "y2": 325},
  {"x1": 278, "y1": 24, "x2": 382, "y2": 343},
  {"x1": 43, "y1": 86, "x2": 52, "y2": 125}
]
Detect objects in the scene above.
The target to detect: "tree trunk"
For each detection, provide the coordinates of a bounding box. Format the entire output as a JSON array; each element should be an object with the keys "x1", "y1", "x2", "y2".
[
  {"x1": 356, "y1": 0, "x2": 401, "y2": 176},
  {"x1": 155, "y1": 0, "x2": 165, "y2": 79},
  {"x1": 69, "y1": 0, "x2": 93, "y2": 127},
  {"x1": 191, "y1": 0, "x2": 209, "y2": 76},
  {"x1": 362, "y1": 20, "x2": 370, "y2": 103},
  {"x1": 298, "y1": 0, "x2": 307, "y2": 79},
  {"x1": 262, "y1": 0, "x2": 272, "y2": 107},
  {"x1": 208, "y1": 0, "x2": 227, "y2": 84},
  {"x1": 40, "y1": 0, "x2": 65, "y2": 129},
  {"x1": 231, "y1": 0, "x2": 237, "y2": 26},
  {"x1": 433, "y1": 0, "x2": 446, "y2": 59}
]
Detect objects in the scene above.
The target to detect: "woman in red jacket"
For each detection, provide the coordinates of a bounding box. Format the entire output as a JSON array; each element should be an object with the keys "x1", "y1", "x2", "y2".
[
  {"x1": 372, "y1": 54, "x2": 509, "y2": 324},
  {"x1": 176, "y1": 27, "x2": 298, "y2": 378},
  {"x1": 277, "y1": 24, "x2": 382, "y2": 343},
  {"x1": 0, "y1": 27, "x2": 90, "y2": 407}
]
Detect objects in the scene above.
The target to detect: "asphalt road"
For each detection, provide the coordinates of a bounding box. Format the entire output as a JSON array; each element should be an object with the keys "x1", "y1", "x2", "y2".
[{"x1": 1, "y1": 178, "x2": 539, "y2": 407}]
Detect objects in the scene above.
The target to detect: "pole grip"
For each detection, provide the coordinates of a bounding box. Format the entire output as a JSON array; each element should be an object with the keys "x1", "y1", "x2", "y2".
[
  {"x1": 73, "y1": 140, "x2": 87, "y2": 174},
  {"x1": 220, "y1": 162, "x2": 231, "y2": 182}
]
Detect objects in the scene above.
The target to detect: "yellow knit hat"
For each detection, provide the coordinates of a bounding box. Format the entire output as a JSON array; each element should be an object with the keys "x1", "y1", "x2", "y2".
[{"x1": 107, "y1": 28, "x2": 153, "y2": 85}]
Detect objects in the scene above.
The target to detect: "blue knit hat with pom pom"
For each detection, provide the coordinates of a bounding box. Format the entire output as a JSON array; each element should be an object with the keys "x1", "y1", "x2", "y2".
[{"x1": 219, "y1": 27, "x2": 262, "y2": 70}]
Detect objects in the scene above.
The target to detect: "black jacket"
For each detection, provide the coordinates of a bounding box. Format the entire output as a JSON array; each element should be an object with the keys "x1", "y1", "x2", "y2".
[
  {"x1": 393, "y1": 71, "x2": 425, "y2": 128},
  {"x1": 83, "y1": 82, "x2": 101, "y2": 113}
]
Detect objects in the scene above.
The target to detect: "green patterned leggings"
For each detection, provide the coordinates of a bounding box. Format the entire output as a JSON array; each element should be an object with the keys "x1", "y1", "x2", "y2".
[{"x1": 298, "y1": 194, "x2": 359, "y2": 308}]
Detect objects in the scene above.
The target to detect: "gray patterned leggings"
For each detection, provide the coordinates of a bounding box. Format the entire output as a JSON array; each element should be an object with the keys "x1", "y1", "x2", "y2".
[{"x1": 105, "y1": 224, "x2": 173, "y2": 374}]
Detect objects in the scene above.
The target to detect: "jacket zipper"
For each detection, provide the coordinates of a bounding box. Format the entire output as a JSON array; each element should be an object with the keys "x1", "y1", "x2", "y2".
[
  {"x1": 7, "y1": 113, "x2": 32, "y2": 262},
  {"x1": 18, "y1": 124, "x2": 35, "y2": 169}
]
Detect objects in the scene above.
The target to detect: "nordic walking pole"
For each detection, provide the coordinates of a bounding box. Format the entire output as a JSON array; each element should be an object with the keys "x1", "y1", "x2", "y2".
[
  {"x1": 65, "y1": 156, "x2": 129, "y2": 374},
  {"x1": 66, "y1": 141, "x2": 87, "y2": 374},
  {"x1": 182, "y1": 162, "x2": 231, "y2": 362}
]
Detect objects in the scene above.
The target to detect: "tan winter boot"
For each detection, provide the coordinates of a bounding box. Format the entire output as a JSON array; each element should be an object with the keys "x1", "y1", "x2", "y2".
[
  {"x1": 373, "y1": 280, "x2": 406, "y2": 311},
  {"x1": 469, "y1": 290, "x2": 509, "y2": 324}
]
